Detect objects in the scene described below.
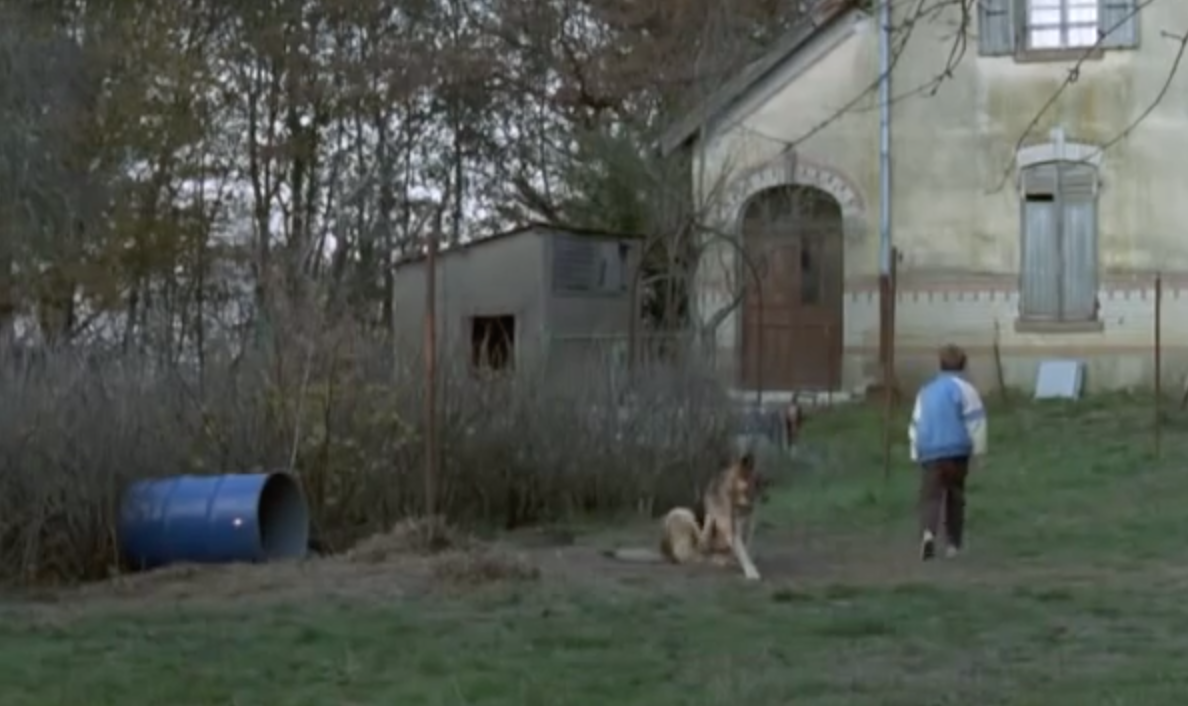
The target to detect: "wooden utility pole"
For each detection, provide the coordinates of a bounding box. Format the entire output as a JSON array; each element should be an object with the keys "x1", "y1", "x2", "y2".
[
  {"x1": 423, "y1": 209, "x2": 442, "y2": 519},
  {"x1": 1154, "y1": 272, "x2": 1162, "y2": 457}
]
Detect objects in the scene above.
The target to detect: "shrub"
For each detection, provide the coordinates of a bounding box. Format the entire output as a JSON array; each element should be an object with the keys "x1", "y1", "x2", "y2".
[{"x1": 0, "y1": 320, "x2": 735, "y2": 585}]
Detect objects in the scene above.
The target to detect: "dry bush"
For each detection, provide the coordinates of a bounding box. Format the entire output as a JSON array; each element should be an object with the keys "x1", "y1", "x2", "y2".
[
  {"x1": 345, "y1": 515, "x2": 469, "y2": 563},
  {"x1": 0, "y1": 309, "x2": 736, "y2": 586},
  {"x1": 0, "y1": 349, "x2": 209, "y2": 585}
]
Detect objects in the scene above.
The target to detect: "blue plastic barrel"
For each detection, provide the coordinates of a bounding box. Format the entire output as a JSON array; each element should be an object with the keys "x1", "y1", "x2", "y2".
[{"x1": 118, "y1": 472, "x2": 310, "y2": 571}]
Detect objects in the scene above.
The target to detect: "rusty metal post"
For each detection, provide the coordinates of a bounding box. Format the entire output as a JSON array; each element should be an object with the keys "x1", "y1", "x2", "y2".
[
  {"x1": 890, "y1": 249, "x2": 899, "y2": 389},
  {"x1": 881, "y1": 248, "x2": 899, "y2": 481},
  {"x1": 827, "y1": 322, "x2": 836, "y2": 407},
  {"x1": 423, "y1": 216, "x2": 440, "y2": 518},
  {"x1": 626, "y1": 238, "x2": 645, "y2": 373},
  {"x1": 626, "y1": 279, "x2": 638, "y2": 372},
  {"x1": 1154, "y1": 272, "x2": 1162, "y2": 457},
  {"x1": 879, "y1": 288, "x2": 892, "y2": 479}
]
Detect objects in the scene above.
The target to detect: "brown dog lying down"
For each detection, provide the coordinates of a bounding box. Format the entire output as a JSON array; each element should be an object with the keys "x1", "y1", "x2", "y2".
[{"x1": 606, "y1": 451, "x2": 762, "y2": 581}]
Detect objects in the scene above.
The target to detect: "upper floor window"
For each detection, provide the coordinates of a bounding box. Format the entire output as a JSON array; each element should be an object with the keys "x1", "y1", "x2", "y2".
[
  {"x1": 978, "y1": 0, "x2": 1139, "y2": 58},
  {"x1": 1027, "y1": 0, "x2": 1098, "y2": 49}
]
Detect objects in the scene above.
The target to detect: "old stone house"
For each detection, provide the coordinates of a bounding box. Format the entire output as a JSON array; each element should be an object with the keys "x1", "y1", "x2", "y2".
[{"x1": 664, "y1": 0, "x2": 1183, "y2": 394}]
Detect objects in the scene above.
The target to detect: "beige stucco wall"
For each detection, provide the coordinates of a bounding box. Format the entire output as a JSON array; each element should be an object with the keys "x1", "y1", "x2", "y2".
[
  {"x1": 846, "y1": 275, "x2": 1186, "y2": 395},
  {"x1": 694, "y1": 4, "x2": 1188, "y2": 394}
]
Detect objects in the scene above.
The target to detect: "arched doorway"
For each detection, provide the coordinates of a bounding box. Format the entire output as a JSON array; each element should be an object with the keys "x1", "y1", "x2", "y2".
[{"x1": 740, "y1": 184, "x2": 844, "y2": 391}]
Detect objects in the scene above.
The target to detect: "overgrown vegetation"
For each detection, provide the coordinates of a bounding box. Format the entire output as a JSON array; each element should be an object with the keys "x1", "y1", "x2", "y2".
[
  {"x1": 0, "y1": 0, "x2": 815, "y2": 586},
  {"x1": 5, "y1": 399, "x2": 1188, "y2": 705},
  {"x1": 0, "y1": 317, "x2": 734, "y2": 585}
]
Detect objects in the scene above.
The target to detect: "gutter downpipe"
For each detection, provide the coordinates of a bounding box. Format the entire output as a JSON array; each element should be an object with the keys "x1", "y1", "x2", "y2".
[
  {"x1": 878, "y1": 0, "x2": 892, "y2": 277},
  {"x1": 877, "y1": 0, "x2": 895, "y2": 478}
]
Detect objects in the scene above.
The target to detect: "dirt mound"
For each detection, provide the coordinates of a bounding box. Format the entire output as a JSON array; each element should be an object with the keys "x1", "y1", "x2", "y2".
[
  {"x1": 345, "y1": 515, "x2": 470, "y2": 563},
  {"x1": 343, "y1": 515, "x2": 540, "y2": 589}
]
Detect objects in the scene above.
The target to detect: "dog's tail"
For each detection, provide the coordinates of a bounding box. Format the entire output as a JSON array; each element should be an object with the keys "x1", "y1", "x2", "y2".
[{"x1": 602, "y1": 547, "x2": 667, "y2": 563}]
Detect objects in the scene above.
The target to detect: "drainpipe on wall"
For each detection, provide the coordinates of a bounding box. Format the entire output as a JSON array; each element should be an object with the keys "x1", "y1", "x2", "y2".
[
  {"x1": 877, "y1": 0, "x2": 892, "y2": 276},
  {"x1": 876, "y1": 0, "x2": 894, "y2": 391},
  {"x1": 877, "y1": 0, "x2": 896, "y2": 478}
]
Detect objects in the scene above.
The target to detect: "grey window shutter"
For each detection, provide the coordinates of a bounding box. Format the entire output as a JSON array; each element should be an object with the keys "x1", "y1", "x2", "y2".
[
  {"x1": 1060, "y1": 163, "x2": 1098, "y2": 197},
  {"x1": 1020, "y1": 199, "x2": 1060, "y2": 319},
  {"x1": 1059, "y1": 163, "x2": 1099, "y2": 320},
  {"x1": 979, "y1": 0, "x2": 1016, "y2": 56},
  {"x1": 1060, "y1": 198, "x2": 1098, "y2": 320},
  {"x1": 1099, "y1": 0, "x2": 1139, "y2": 49},
  {"x1": 1022, "y1": 164, "x2": 1058, "y2": 196}
]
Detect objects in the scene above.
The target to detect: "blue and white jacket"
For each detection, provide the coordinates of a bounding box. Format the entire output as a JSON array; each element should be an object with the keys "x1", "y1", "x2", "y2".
[{"x1": 908, "y1": 372, "x2": 987, "y2": 463}]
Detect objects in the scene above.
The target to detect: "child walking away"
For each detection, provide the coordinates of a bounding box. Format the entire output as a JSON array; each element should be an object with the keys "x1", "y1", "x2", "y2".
[{"x1": 908, "y1": 344, "x2": 987, "y2": 561}]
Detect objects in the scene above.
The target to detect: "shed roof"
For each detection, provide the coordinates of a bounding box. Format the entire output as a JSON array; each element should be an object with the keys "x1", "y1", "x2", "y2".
[{"x1": 392, "y1": 221, "x2": 642, "y2": 269}]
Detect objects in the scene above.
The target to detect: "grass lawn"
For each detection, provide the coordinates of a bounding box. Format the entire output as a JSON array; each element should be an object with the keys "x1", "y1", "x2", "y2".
[{"x1": 4, "y1": 395, "x2": 1188, "y2": 705}]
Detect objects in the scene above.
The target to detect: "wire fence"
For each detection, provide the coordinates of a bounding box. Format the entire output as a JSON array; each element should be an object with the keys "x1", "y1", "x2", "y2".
[{"x1": 882, "y1": 268, "x2": 1178, "y2": 462}]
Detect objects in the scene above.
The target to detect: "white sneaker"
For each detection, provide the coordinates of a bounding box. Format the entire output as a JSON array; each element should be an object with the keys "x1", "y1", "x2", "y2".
[
  {"x1": 944, "y1": 545, "x2": 960, "y2": 559},
  {"x1": 920, "y1": 530, "x2": 936, "y2": 561}
]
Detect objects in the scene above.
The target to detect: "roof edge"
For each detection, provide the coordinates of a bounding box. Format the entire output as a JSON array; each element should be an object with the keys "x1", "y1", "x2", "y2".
[
  {"x1": 392, "y1": 221, "x2": 645, "y2": 269},
  {"x1": 658, "y1": 0, "x2": 867, "y2": 156}
]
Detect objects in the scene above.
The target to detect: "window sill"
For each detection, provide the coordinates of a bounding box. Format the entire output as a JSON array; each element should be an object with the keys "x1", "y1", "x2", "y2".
[
  {"x1": 553, "y1": 288, "x2": 630, "y2": 299},
  {"x1": 1014, "y1": 47, "x2": 1104, "y2": 64},
  {"x1": 1014, "y1": 318, "x2": 1104, "y2": 334}
]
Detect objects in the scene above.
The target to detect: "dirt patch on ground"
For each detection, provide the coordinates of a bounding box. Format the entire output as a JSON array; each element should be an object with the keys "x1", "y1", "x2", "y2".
[
  {"x1": 13, "y1": 519, "x2": 1176, "y2": 617},
  {"x1": 19, "y1": 519, "x2": 723, "y2": 613},
  {"x1": 20, "y1": 524, "x2": 544, "y2": 614},
  {"x1": 529, "y1": 522, "x2": 1188, "y2": 594}
]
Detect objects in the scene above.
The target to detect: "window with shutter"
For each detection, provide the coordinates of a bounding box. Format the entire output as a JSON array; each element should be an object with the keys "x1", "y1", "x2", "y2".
[
  {"x1": 1018, "y1": 160, "x2": 1100, "y2": 325},
  {"x1": 983, "y1": 0, "x2": 1139, "y2": 57}
]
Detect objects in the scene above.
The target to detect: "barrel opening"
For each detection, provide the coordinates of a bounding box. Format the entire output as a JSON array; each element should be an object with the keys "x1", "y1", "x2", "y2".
[{"x1": 257, "y1": 473, "x2": 310, "y2": 561}]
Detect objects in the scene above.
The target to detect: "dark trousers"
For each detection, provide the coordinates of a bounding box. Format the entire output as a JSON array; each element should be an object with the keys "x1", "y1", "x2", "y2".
[{"x1": 919, "y1": 456, "x2": 970, "y2": 548}]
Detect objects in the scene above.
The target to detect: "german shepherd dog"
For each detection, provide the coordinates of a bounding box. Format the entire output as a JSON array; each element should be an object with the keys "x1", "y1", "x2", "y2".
[{"x1": 607, "y1": 451, "x2": 763, "y2": 581}]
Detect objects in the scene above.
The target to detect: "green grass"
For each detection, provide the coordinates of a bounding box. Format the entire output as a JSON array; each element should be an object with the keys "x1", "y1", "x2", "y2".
[{"x1": 5, "y1": 395, "x2": 1188, "y2": 706}]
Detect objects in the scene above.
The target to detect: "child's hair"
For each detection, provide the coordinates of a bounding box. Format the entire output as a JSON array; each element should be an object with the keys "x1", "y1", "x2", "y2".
[{"x1": 938, "y1": 344, "x2": 967, "y2": 372}]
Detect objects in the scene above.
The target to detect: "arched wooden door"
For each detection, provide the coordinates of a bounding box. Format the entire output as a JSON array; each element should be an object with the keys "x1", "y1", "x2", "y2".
[{"x1": 740, "y1": 185, "x2": 844, "y2": 391}]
